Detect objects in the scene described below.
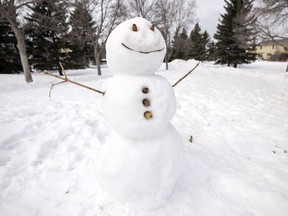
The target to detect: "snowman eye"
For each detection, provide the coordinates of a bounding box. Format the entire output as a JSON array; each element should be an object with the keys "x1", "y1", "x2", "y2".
[
  {"x1": 150, "y1": 24, "x2": 155, "y2": 32},
  {"x1": 132, "y1": 24, "x2": 138, "y2": 32}
]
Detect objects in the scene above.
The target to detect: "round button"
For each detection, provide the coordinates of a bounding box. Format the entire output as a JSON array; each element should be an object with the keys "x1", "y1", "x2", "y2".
[
  {"x1": 142, "y1": 87, "x2": 149, "y2": 94},
  {"x1": 142, "y1": 98, "x2": 150, "y2": 107},
  {"x1": 144, "y1": 111, "x2": 153, "y2": 119}
]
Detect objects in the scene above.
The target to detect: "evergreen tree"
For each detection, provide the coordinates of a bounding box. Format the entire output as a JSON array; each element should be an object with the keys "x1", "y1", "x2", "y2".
[
  {"x1": 207, "y1": 41, "x2": 217, "y2": 61},
  {"x1": 214, "y1": 0, "x2": 256, "y2": 68},
  {"x1": 25, "y1": 0, "x2": 69, "y2": 71},
  {"x1": 233, "y1": 0, "x2": 256, "y2": 62},
  {"x1": 171, "y1": 25, "x2": 212, "y2": 61},
  {"x1": 187, "y1": 23, "x2": 205, "y2": 60},
  {"x1": 171, "y1": 28, "x2": 189, "y2": 60},
  {"x1": 68, "y1": 1, "x2": 96, "y2": 69},
  {"x1": 0, "y1": 19, "x2": 22, "y2": 73},
  {"x1": 201, "y1": 30, "x2": 211, "y2": 61},
  {"x1": 214, "y1": 0, "x2": 236, "y2": 66}
]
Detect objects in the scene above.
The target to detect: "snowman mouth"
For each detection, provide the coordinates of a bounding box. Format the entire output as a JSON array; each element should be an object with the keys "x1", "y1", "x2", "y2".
[{"x1": 121, "y1": 43, "x2": 165, "y2": 54}]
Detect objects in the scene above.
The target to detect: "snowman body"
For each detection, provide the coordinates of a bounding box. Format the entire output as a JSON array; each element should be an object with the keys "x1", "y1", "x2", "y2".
[
  {"x1": 96, "y1": 17, "x2": 184, "y2": 210},
  {"x1": 97, "y1": 125, "x2": 183, "y2": 209},
  {"x1": 103, "y1": 74, "x2": 176, "y2": 139}
]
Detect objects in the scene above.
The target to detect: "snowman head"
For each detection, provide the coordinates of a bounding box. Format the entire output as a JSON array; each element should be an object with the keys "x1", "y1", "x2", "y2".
[{"x1": 106, "y1": 17, "x2": 166, "y2": 76}]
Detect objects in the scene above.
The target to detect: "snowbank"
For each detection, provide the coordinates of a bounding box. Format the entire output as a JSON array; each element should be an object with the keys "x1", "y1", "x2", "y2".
[{"x1": 1, "y1": 61, "x2": 288, "y2": 216}]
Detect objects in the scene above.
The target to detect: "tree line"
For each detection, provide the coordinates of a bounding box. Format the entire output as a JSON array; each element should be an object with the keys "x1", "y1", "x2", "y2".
[
  {"x1": 0, "y1": 0, "x2": 287, "y2": 82},
  {"x1": 0, "y1": 0, "x2": 196, "y2": 81},
  {"x1": 1, "y1": 0, "x2": 127, "y2": 80},
  {"x1": 171, "y1": 23, "x2": 216, "y2": 62}
]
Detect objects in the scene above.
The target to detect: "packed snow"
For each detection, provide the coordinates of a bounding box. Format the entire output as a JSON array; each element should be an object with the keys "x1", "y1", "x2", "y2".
[
  {"x1": 1, "y1": 60, "x2": 288, "y2": 216},
  {"x1": 102, "y1": 74, "x2": 176, "y2": 139},
  {"x1": 106, "y1": 17, "x2": 166, "y2": 76},
  {"x1": 98, "y1": 17, "x2": 184, "y2": 210}
]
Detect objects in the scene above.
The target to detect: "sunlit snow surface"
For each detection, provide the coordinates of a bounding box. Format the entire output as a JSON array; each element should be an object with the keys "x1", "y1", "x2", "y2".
[{"x1": 1, "y1": 60, "x2": 288, "y2": 216}]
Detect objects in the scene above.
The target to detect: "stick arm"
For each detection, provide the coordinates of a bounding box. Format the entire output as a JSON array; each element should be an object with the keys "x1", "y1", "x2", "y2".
[
  {"x1": 44, "y1": 71, "x2": 105, "y2": 96},
  {"x1": 172, "y1": 62, "x2": 200, "y2": 87}
]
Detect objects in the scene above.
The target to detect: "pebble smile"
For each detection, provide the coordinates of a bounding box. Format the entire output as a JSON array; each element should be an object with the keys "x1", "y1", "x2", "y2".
[{"x1": 121, "y1": 43, "x2": 165, "y2": 54}]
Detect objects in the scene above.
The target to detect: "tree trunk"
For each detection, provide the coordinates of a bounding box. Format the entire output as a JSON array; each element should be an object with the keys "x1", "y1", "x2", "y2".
[
  {"x1": 10, "y1": 23, "x2": 33, "y2": 83},
  {"x1": 286, "y1": 61, "x2": 288, "y2": 73},
  {"x1": 165, "y1": 54, "x2": 169, "y2": 70},
  {"x1": 93, "y1": 40, "x2": 102, "y2": 76},
  {"x1": 96, "y1": 53, "x2": 101, "y2": 75},
  {"x1": 58, "y1": 62, "x2": 63, "y2": 76},
  {"x1": 233, "y1": 63, "x2": 237, "y2": 68},
  {"x1": 164, "y1": 42, "x2": 170, "y2": 70}
]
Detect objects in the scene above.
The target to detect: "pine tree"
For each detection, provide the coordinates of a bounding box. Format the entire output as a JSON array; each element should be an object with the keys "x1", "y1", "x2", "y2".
[
  {"x1": 67, "y1": 1, "x2": 96, "y2": 69},
  {"x1": 214, "y1": 0, "x2": 236, "y2": 66},
  {"x1": 25, "y1": 0, "x2": 69, "y2": 71},
  {"x1": 214, "y1": 0, "x2": 256, "y2": 68},
  {"x1": 201, "y1": 30, "x2": 211, "y2": 61},
  {"x1": 207, "y1": 41, "x2": 217, "y2": 61},
  {"x1": 0, "y1": 19, "x2": 22, "y2": 74},
  {"x1": 187, "y1": 23, "x2": 205, "y2": 60},
  {"x1": 233, "y1": 0, "x2": 256, "y2": 62},
  {"x1": 171, "y1": 28, "x2": 189, "y2": 60},
  {"x1": 171, "y1": 25, "x2": 212, "y2": 61}
]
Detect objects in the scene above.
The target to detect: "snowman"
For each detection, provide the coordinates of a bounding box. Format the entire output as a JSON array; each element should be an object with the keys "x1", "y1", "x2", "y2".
[{"x1": 96, "y1": 17, "x2": 184, "y2": 210}]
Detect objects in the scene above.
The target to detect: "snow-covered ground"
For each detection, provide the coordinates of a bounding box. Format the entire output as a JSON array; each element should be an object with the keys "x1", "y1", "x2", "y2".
[{"x1": 0, "y1": 60, "x2": 288, "y2": 216}]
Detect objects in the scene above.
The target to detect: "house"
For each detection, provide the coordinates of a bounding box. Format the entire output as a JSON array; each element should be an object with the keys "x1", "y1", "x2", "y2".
[{"x1": 255, "y1": 39, "x2": 288, "y2": 61}]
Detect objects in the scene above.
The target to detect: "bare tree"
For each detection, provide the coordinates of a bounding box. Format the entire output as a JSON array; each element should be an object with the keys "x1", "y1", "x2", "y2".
[
  {"x1": 0, "y1": 0, "x2": 33, "y2": 82},
  {"x1": 126, "y1": 0, "x2": 155, "y2": 19},
  {"x1": 153, "y1": 0, "x2": 174, "y2": 70},
  {"x1": 79, "y1": 0, "x2": 126, "y2": 75},
  {"x1": 255, "y1": 0, "x2": 288, "y2": 70},
  {"x1": 173, "y1": 0, "x2": 196, "y2": 36},
  {"x1": 153, "y1": 0, "x2": 196, "y2": 70},
  {"x1": 254, "y1": 0, "x2": 288, "y2": 42},
  {"x1": 67, "y1": 0, "x2": 126, "y2": 75},
  {"x1": 123, "y1": 0, "x2": 196, "y2": 70}
]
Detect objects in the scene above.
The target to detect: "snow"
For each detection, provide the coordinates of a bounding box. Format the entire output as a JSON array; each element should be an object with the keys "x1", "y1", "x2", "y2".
[
  {"x1": 102, "y1": 74, "x2": 176, "y2": 139},
  {"x1": 1, "y1": 60, "x2": 288, "y2": 215},
  {"x1": 106, "y1": 17, "x2": 166, "y2": 75},
  {"x1": 96, "y1": 124, "x2": 184, "y2": 210},
  {"x1": 99, "y1": 17, "x2": 182, "y2": 209}
]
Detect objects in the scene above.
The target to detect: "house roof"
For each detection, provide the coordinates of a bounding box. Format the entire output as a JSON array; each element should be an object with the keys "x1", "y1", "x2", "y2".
[{"x1": 258, "y1": 39, "x2": 288, "y2": 46}]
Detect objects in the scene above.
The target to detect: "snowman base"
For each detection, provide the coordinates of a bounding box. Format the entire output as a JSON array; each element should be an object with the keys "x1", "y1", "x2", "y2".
[{"x1": 96, "y1": 124, "x2": 184, "y2": 210}]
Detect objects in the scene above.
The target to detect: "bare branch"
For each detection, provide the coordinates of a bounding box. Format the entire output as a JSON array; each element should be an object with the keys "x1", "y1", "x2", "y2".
[
  {"x1": 153, "y1": 0, "x2": 196, "y2": 69},
  {"x1": 15, "y1": 0, "x2": 34, "y2": 9},
  {"x1": 49, "y1": 81, "x2": 66, "y2": 98},
  {"x1": 59, "y1": 62, "x2": 67, "y2": 79},
  {"x1": 254, "y1": 0, "x2": 288, "y2": 40},
  {"x1": 256, "y1": 20, "x2": 288, "y2": 49},
  {"x1": 126, "y1": 0, "x2": 156, "y2": 19},
  {"x1": 45, "y1": 72, "x2": 105, "y2": 96},
  {"x1": 172, "y1": 62, "x2": 200, "y2": 87}
]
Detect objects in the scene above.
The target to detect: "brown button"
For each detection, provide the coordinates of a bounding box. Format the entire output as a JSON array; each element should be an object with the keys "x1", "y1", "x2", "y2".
[
  {"x1": 144, "y1": 111, "x2": 153, "y2": 119},
  {"x1": 142, "y1": 87, "x2": 149, "y2": 94},
  {"x1": 132, "y1": 23, "x2": 138, "y2": 32},
  {"x1": 142, "y1": 98, "x2": 150, "y2": 107}
]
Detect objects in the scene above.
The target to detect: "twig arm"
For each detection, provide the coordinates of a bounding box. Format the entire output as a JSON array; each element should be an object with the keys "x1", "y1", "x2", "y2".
[
  {"x1": 59, "y1": 62, "x2": 68, "y2": 79},
  {"x1": 49, "y1": 81, "x2": 66, "y2": 98},
  {"x1": 172, "y1": 62, "x2": 200, "y2": 87},
  {"x1": 44, "y1": 72, "x2": 105, "y2": 96}
]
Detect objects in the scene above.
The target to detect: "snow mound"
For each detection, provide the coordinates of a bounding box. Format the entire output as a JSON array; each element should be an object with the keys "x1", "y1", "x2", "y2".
[
  {"x1": 1, "y1": 61, "x2": 288, "y2": 216},
  {"x1": 162, "y1": 59, "x2": 199, "y2": 71}
]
